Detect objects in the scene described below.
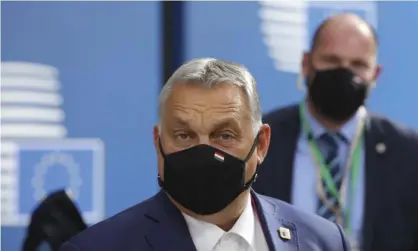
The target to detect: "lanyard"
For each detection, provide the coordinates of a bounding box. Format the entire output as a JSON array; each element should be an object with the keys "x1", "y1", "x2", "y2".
[{"x1": 299, "y1": 102, "x2": 365, "y2": 236}]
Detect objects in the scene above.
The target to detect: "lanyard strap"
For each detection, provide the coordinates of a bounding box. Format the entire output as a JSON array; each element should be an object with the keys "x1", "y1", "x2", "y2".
[{"x1": 299, "y1": 102, "x2": 365, "y2": 236}]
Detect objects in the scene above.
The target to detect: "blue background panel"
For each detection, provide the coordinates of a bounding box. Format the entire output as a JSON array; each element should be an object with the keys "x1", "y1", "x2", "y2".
[
  {"x1": 1, "y1": 2, "x2": 160, "y2": 251},
  {"x1": 18, "y1": 149, "x2": 95, "y2": 215},
  {"x1": 184, "y1": 1, "x2": 418, "y2": 129}
]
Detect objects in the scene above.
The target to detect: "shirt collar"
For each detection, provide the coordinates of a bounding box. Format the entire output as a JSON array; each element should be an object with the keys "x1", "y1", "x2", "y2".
[
  {"x1": 303, "y1": 100, "x2": 367, "y2": 143},
  {"x1": 182, "y1": 193, "x2": 255, "y2": 251}
]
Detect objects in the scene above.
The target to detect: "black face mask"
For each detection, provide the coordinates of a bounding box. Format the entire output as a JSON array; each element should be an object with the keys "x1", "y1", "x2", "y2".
[
  {"x1": 307, "y1": 67, "x2": 369, "y2": 122},
  {"x1": 158, "y1": 137, "x2": 258, "y2": 215}
]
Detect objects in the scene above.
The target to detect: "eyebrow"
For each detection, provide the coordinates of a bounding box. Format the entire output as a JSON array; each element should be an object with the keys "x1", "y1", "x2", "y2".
[
  {"x1": 170, "y1": 116, "x2": 241, "y2": 130},
  {"x1": 211, "y1": 117, "x2": 241, "y2": 131},
  {"x1": 170, "y1": 117, "x2": 191, "y2": 127}
]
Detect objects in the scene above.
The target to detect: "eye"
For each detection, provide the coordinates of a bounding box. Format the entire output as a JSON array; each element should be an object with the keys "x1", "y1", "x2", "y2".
[
  {"x1": 352, "y1": 60, "x2": 369, "y2": 69},
  {"x1": 175, "y1": 133, "x2": 191, "y2": 140},
  {"x1": 220, "y1": 134, "x2": 233, "y2": 140},
  {"x1": 214, "y1": 132, "x2": 235, "y2": 141}
]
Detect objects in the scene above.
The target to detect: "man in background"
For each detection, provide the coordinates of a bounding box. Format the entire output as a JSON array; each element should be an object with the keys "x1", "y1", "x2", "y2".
[
  {"x1": 59, "y1": 58, "x2": 350, "y2": 251},
  {"x1": 253, "y1": 13, "x2": 418, "y2": 251}
]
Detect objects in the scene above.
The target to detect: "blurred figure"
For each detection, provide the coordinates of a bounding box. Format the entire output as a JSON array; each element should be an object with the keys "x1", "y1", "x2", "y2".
[
  {"x1": 22, "y1": 190, "x2": 87, "y2": 251},
  {"x1": 59, "y1": 58, "x2": 350, "y2": 251},
  {"x1": 254, "y1": 13, "x2": 418, "y2": 251}
]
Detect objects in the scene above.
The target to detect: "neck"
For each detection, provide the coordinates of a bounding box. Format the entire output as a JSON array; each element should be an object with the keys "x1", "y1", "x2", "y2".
[
  {"x1": 216, "y1": 217, "x2": 239, "y2": 232},
  {"x1": 306, "y1": 98, "x2": 348, "y2": 131}
]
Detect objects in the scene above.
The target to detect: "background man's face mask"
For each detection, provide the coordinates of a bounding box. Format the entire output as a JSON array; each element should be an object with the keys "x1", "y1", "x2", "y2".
[
  {"x1": 158, "y1": 136, "x2": 259, "y2": 215},
  {"x1": 307, "y1": 67, "x2": 369, "y2": 122}
]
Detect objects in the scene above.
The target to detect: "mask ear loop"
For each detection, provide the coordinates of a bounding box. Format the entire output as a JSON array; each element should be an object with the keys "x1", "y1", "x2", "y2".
[
  {"x1": 157, "y1": 138, "x2": 168, "y2": 187},
  {"x1": 244, "y1": 133, "x2": 260, "y2": 162},
  {"x1": 158, "y1": 138, "x2": 167, "y2": 159},
  {"x1": 243, "y1": 133, "x2": 261, "y2": 188}
]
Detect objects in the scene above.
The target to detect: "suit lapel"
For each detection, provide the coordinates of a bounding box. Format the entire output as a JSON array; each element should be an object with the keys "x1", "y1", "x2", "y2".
[
  {"x1": 362, "y1": 115, "x2": 387, "y2": 251},
  {"x1": 266, "y1": 105, "x2": 301, "y2": 202},
  {"x1": 145, "y1": 190, "x2": 300, "y2": 251},
  {"x1": 252, "y1": 191, "x2": 299, "y2": 251},
  {"x1": 264, "y1": 106, "x2": 388, "y2": 251},
  {"x1": 144, "y1": 191, "x2": 196, "y2": 251}
]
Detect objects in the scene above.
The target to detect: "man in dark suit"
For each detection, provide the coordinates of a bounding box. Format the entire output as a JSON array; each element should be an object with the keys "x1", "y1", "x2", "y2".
[
  {"x1": 253, "y1": 13, "x2": 418, "y2": 251},
  {"x1": 59, "y1": 58, "x2": 350, "y2": 251}
]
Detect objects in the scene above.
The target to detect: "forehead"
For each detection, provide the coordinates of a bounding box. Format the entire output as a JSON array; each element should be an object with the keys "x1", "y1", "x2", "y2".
[
  {"x1": 313, "y1": 22, "x2": 376, "y2": 60},
  {"x1": 163, "y1": 82, "x2": 250, "y2": 122}
]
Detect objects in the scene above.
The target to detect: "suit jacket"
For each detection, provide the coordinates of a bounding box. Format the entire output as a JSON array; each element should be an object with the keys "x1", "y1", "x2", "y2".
[
  {"x1": 253, "y1": 104, "x2": 418, "y2": 251},
  {"x1": 59, "y1": 190, "x2": 350, "y2": 251}
]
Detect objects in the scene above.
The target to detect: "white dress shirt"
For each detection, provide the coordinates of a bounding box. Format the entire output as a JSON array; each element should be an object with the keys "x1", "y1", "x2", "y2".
[{"x1": 182, "y1": 194, "x2": 270, "y2": 251}]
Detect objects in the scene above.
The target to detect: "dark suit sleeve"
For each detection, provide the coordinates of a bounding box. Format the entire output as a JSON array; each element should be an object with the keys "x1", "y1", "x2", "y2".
[
  {"x1": 336, "y1": 224, "x2": 351, "y2": 251},
  {"x1": 59, "y1": 241, "x2": 82, "y2": 251}
]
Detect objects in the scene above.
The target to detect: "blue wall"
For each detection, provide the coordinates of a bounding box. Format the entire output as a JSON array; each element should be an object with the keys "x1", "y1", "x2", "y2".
[
  {"x1": 1, "y1": 2, "x2": 160, "y2": 250},
  {"x1": 184, "y1": 1, "x2": 418, "y2": 129},
  {"x1": 2, "y1": 2, "x2": 418, "y2": 250}
]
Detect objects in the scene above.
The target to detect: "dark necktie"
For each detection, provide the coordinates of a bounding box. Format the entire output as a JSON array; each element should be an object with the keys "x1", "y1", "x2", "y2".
[{"x1": 316, "y1": 133, "x2": 344, "y2": 223}]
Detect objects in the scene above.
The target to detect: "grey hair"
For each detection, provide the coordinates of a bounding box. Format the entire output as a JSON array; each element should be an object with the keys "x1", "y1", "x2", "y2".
[{"x1": 158, "y1": 58, "x2": 262, "y2": 134}]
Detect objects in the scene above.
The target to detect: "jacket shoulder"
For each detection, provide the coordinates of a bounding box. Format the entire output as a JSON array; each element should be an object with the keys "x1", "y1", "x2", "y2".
[
  {"x1": 262, "y1": 104, "x2": 300, "y2": 126},
  {"x1": 259, "y1": 193, "x2": 337, "y2": 229},
  {"x1": 370, "y1": 114, "x2": 418, "y2": 148},
  {"x1": 61, "y1": 195, "x2": 156, "y2": 251},
  {"x1": 258, "y1": 194, "x2": 349, "y2": 250}
]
